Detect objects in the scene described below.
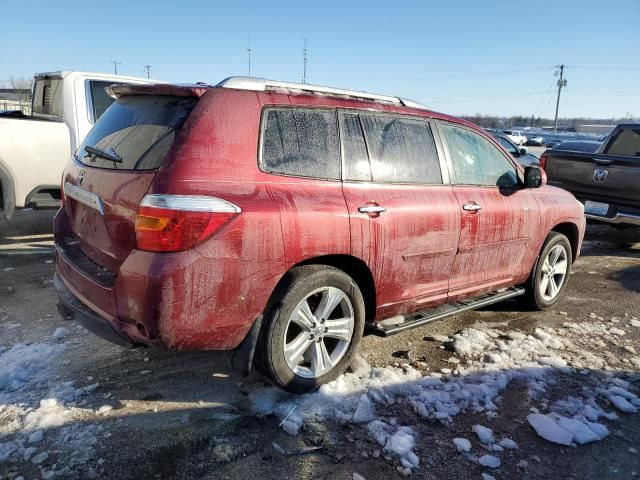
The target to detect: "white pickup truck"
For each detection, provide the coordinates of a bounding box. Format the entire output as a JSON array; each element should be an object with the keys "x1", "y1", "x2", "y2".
[
  {"x1": 0, "y1": 71, "x2": 157, "y2": 218},
  {"x1": 502, "y1": 130, "x2": 528, "y2": 146}
]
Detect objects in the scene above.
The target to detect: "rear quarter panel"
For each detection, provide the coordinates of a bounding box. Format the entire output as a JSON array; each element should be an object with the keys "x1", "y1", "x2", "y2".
[{"x1": 147, "y1": 89, "x2": 290, "y2": 348}]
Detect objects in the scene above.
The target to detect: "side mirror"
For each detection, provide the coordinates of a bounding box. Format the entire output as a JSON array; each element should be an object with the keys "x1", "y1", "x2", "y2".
[
  {"x1": 519, "y1": 146, "x2": 528, "y2": 155},
  {"x1": 524, "y1": 166, "x2": 546, "y2": 188}
]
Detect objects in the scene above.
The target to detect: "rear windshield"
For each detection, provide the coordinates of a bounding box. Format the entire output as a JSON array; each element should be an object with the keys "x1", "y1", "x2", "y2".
[
  {"x1": 77, "y1": 95, "x2": 197, "y2": 170},
  {"x1": 32, "y1": 78, "x2": 64, "y2": 118}
]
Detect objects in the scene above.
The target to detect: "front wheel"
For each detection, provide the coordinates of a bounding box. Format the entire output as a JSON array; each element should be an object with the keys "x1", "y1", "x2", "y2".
[
  {"x1": 522, "y1": 232, "x2": 572, "y2": 310},
  {"x1": 256, "y1": 265, "x2": 365, "y2": 393}
]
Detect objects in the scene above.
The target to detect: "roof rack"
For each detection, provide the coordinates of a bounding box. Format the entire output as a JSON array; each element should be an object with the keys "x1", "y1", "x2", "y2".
[{"x1": 216, "y1": 76, "x2": 427, "y2": 109}]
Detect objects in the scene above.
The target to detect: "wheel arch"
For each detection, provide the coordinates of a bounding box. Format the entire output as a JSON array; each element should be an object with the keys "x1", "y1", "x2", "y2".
[
  {"x1": 550, "y1": 221, "x2": 580, "y2": 263},
  {"x1": 0, "y1": 159, "x2": 16, "y2": 219},
  {"x1": 268, "y1": 254, "x2": 377, "y2": 323}
]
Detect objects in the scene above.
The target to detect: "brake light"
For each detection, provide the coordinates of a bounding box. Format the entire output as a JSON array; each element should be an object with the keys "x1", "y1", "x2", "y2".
[
  {"x1": 135, "y1": 195, "x2": 240, "y2": 252},
  {"x1": 539, "y1": 150, "x2": 548, "y2": 170}
]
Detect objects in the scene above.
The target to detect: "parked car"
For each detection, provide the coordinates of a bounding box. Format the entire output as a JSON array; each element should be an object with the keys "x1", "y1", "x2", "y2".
[
  {"x1": 543, "y1": 123, "x2": 640, "y2": 226},
  {"x1": 494, "y1": 133, "x2": 540, "y2": 167},
  {"x1": 526, "y1": 135, "x2": 545, "y2": 146},
  {"x1": 502, "y1": 130, "x2": 528, "y2": 145},
  {"x1": 54, "y1": 77, "x2": 586, "y2": 393},
  {"x1": 0, "y1": 71, "x2": 157, "y2": 219}
]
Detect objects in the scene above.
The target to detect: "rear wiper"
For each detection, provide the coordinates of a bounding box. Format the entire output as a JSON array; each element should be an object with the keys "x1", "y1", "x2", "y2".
[{"x1": 84, "y1": 145, "x2": 123, "y2": 163}]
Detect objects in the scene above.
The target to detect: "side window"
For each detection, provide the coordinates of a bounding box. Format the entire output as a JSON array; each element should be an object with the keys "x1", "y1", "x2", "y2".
[
  {"x1": 89, "y1": 81, "x2": 116, "y2": 122},
  {"x1": 261, "y1": 108, "x2": 340, "y2": 179},
  {"x1": 498, "y1": 136, "x2": 518, "y2": 155},
  {"x1": 441, "y1": 124, "x2": 518, "y2": 187},
  {"x1": 604, "y1": 128, "x2": 640, "y2": 156},
  {"x1": 360, "y1": 115, "x2": 442, "y2": 184},
  {"x1": 340, "y1": 114, "x2": 372, "y2": 181}
]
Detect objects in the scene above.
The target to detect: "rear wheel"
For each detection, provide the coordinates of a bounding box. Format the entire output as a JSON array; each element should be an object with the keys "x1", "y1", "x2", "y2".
[
  {"x1": 522, "y1": 232, "x2": 572, "y2": 310},
  {"x1": 256, "y1": 265, "x2": 365, "y2": 393}
]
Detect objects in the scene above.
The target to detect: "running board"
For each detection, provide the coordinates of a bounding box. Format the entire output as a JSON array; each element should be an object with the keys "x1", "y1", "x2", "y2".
[{"x1": 368, "y1": 287, "x2": 525, "y2": 336}]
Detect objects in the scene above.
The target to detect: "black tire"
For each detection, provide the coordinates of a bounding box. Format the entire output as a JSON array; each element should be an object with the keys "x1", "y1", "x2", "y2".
[
  {"x1": 255, "y1": 265, "x2": 365, "y2": 393},
  {"x1": 522, "y1": 232, "x2": 572, "y2": 310}
]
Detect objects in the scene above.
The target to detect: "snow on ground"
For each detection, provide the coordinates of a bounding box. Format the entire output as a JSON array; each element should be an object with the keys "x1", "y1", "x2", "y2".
[
  {"x1": 251, "y1": 317, "x2": 640, "y2": 474},
  {"x1": 0, "y1": 330, "x2": 104, "y2": 478}
]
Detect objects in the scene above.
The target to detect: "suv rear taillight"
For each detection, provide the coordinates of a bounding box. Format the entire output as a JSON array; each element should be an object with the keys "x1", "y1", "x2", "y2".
[
  {"x1": 135, "y1": 195, "x2": 240, "y2": 252},
  {"x1": 539, "y1": 150, "x2": 548, "y2": 170}
]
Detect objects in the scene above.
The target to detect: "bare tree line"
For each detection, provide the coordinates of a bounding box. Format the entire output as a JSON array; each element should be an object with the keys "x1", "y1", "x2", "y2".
[{"x1": 463, "y1": 113, "x2": 636, "y2": 130}]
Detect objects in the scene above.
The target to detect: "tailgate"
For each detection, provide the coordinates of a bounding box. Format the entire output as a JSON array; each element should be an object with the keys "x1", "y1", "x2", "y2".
[
  {"x1": 62, "y1": 94, "x2": 198, "y2": 272},
  {"x1": 546, "y1": 150, "x2": 640, "y2": 207}
]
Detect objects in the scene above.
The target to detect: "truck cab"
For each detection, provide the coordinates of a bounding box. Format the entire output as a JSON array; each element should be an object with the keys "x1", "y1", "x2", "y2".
[{"x1": 0, "y1": 71, "x2": 158, "y2": 218}]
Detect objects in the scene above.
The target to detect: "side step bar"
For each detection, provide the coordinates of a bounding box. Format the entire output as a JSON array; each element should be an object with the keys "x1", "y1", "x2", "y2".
[{"x1": 368, "y1": 286, "x2": 525, "y2": 337}]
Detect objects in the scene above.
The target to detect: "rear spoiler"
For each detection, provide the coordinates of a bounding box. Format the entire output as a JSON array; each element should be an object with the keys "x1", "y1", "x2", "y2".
[{"x1": 106, "y1": 83, "x2": 210, "y2": 99}]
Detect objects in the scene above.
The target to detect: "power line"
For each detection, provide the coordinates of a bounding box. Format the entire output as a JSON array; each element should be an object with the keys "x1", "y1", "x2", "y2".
[
  {"x1": 427, "y1": 90, "x2": 552, "y2": 104},
  {"x1": 566, "y1": 65, "x2": 640, "y2": 71},
  {"x1": 143, "y1": 65, "x2": 151, "y2": 78}
]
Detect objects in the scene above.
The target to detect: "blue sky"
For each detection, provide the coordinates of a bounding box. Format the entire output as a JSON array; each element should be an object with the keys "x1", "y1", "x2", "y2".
[{"x1": 1, "y1": 0, "x2": 638, "y2": 118}]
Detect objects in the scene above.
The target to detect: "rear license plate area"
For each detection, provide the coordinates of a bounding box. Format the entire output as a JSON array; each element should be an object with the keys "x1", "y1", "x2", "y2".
[{"x1": 584, "y1": 200, "x2": 609, "y2": 216}]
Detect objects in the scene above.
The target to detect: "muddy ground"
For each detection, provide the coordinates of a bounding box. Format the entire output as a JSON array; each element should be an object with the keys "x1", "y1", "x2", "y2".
[{"x1": 1, "y1": 210, "x2": 639, "y2": 480}]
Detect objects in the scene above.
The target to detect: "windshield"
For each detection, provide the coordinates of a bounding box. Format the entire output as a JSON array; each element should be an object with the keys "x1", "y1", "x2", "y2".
[{"x1": 77, "y1": 95, "x2": 197, "y2": 170}]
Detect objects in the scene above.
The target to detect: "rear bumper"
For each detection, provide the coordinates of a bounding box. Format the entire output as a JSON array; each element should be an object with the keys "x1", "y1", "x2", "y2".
[
  {"x1": 55, "y1": 272, "x2": 264, "y2": 375},
  {"x1": 54, "y1": 273, "x2": 134, "y2": 347},
  {"x1": 585, "y1": 211, "x2": 640, "y2": 226},
  {"x1": 577, "y1": 198, "x2": 640, "y2": 226}
]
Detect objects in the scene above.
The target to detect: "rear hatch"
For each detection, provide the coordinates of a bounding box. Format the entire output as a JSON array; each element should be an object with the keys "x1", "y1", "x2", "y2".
[
  {"x1": 546, "y1": 150, "x2": 640, "y2": 208},
  {"x1": 62, "y1": 92, "x2": 199, "y2": 272}
]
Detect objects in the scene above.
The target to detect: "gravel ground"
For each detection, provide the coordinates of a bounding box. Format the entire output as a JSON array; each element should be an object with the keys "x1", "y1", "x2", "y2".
[{"x1": 1, "y1": 209, "x2": 639, "y2": 480}]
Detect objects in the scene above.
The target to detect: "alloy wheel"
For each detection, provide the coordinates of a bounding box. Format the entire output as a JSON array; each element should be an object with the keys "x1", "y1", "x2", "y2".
[
  {"x1": 539, "y1": 244, "x2": 568, "y2": 302},
  {"x1": 283, "y1": 286, "x2": 354, "y2": 378}
]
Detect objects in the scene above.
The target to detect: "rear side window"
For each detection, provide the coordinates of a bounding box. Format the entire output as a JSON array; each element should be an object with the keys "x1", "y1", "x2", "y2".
[
  {"x1": 604, "y1": 128, "x2": 640, "y2": 156},
  {"x1": 88, "y1": 81, "x2": 116, "y2": 122},
  {"x1": 441, "y1": 124, "x2": 518, "y2": 187},
  {"x1": 261, "y1": 108, "x2": 340, "y2": 179},
  {"x1": 341, "y1": 114, "x2": 372, "y2": 181},
  {"x1": 78, "y1": 95, "x2": 197, "y2": 170},
  {"x1": 360, "y1": 114, "x2": 442, "y2": 184}
]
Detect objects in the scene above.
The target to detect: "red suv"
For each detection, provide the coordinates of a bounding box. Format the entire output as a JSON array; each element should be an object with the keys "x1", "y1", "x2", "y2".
[{"x1": 54, "y1": 77, "x2": 585, "y2": 392}]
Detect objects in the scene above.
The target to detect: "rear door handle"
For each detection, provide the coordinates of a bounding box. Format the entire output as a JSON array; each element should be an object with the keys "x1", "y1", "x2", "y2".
[
  {"x1": 358, "y1": 205, "x2": 387, "y2": 216},
  {"x1": 463, "y1": 202, "x2": 482, "y2": 212}
]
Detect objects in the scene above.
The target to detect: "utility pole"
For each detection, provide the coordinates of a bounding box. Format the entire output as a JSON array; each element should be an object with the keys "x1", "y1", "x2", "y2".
[
  {"x1": 143, "y1": 65, "x2": 151, "y2": 79},
  {"x1": 553, "y1": 64, "x2": 567, "y2": 134},
  {"x1": 110, "y1": 60, "x2": 122, "y2": 75},
  {"x1": 246, "y1": 35, "x2": 252, "y2": 77},
  {"x1": 302, "y1": 38, "x2": 307, "y2": 84}
]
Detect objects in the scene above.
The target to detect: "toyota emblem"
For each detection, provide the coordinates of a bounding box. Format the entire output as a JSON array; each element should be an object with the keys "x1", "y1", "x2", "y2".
[
  {"x1": 593, "y1": 169, "x2": 608, "y2": 183},
  {"x1": 77, "y1": 169, "x2": 86, "y2": 186}
]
